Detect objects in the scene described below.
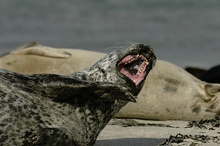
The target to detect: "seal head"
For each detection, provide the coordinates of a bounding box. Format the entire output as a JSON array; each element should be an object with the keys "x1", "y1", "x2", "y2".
[{"x1": 78, "y1": 44, "x2": 156, "y2": 96}]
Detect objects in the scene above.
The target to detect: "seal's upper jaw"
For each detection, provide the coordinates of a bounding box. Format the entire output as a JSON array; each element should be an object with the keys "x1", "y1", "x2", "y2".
[{"x1": 117, "y1": 44, "x2": 156, "y2": 87}]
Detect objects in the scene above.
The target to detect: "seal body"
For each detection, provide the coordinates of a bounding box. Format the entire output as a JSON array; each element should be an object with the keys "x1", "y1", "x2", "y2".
[
  {"x1": 2, "y1": 42, "x2": 220, "y2": 121},
  {"x1": 0, "y1": 44, "x2": 156, "y2": 146},
  {"x1": 0, "y1": 42, "x2": 105, "y2": 75},
  {"x1": 1, "y1": 43, "x2": 219, "y2": 121},
  {"x1": 116, "y1": 61, "x2": 220, "y2": 121}
]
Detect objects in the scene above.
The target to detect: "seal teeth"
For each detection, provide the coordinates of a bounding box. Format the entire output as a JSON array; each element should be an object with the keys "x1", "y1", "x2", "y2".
[
  {"x1": 125, "y1": 56, "x2": 137, "y2": 64},
  {"x1": 139, "y1": 66, "x2": 144, "y2": 73},
  {"x1": 138, "y1": 61, "x2": 148, "y2": 73},
  {"x1": 130, "y1": 57, "x2": 136, "y2": 62},
  {"x1": 123, "y1": 54, "x2": 148, "y2": 65}
]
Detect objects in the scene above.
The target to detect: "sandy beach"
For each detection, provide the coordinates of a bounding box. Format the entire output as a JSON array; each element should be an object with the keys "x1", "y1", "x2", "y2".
[
  {"x1": 95, "y1": 119, "x2": 220, "y2": 146},
  {"x1": 0, "y1": 1, "x2": 220, "y2": 145},
  {"x1": 0, "y1": 45, "x2": 219, "y2": 146}
]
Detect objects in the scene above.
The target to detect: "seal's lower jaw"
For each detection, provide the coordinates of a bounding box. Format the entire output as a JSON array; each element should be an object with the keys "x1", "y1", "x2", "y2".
[{"x1": 118, "y1": 54, "x2": 149, "y2": 86}]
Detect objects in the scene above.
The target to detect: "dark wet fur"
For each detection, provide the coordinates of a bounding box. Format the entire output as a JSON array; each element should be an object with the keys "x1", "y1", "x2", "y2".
[{"x1": 185, "y1": 65, "x2": 220, "y2": 84}]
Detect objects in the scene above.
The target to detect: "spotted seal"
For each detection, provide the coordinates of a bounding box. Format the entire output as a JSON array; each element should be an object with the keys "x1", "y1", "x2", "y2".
[
  {"x1": 0, "y1": 44, "x2": 156, "y2": 146},
  {"x1": 1, "y1": 43, "x2": 220, "y2": 121}
]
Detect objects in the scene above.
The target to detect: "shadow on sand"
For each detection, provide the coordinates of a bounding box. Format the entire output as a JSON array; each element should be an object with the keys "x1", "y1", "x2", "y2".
[{"x1": 95, "y1": 138, "x2": 166, "y2": 146}]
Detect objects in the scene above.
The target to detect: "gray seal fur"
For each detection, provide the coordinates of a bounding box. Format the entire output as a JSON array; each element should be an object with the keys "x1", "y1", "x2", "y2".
[{"x1": 0, "y1": 44, "x2": 156, "y2": 146}]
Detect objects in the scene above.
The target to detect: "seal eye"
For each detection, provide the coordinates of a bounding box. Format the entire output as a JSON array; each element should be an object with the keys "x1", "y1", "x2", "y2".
[{"x1": 117, "y1": 54, "x2": 149, "y2": 86}]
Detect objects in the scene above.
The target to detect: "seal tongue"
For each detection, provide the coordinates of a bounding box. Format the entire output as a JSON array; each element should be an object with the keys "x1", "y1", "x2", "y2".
[{"x1": 118, "y1": 55, "x2": 148, "y2": 86}]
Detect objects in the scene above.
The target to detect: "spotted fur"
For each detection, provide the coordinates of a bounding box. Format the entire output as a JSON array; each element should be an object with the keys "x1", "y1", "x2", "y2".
[{"x1": 0, "y1": 44, "x2": 156, "y2": 146}]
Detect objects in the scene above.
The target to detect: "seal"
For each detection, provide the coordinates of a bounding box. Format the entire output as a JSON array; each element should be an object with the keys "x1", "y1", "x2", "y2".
[
  {"x1": 116, "y1": 60, "x2": 220, "y2": 121},
  {"x1": 0, "y1": 42, "x2": 105, "y2": 74},
  {"x1": 185, "y1": 65, "x2": 220, "y2": 84},
  {"x1": 1, "y1": 42, "x2": 220, "y2": 121},
  {"x1": 0, "y1": 44, "x2": 156, "y2": 146}
]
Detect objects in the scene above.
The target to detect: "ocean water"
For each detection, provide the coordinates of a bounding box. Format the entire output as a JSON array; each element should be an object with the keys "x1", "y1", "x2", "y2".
[{"x1": 0, "y1": 0, "x2": 219, "y2": 68}]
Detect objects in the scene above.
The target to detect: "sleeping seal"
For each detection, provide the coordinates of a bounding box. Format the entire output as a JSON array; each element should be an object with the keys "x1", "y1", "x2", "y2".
[
  {"x1": 185, "y1": 65, "x2": 220, "y2": 84},
  {"x1": 1, "y1": 42, "x2": 220, "y2": 121},
  {"x1": 0, "y1": 44, "x2": 156, "y2": 146}
]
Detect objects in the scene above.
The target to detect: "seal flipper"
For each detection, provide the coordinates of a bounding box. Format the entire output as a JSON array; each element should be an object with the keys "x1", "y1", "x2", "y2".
[
  {"x1": 0, "y1": 69, "x2": 136, "y2": 102},
  {"x1": 11, "y1": 42, "x2": 71, "y2": 59},
  {"x1": 16, "y1": 41, "x2": 41, "y2": 49},
  {"x1": 46, "y1": 79, "x2": 137, "y2": 103},
  {"x1": 32, "y1": 74, "x2": 137, "y2": 102}
]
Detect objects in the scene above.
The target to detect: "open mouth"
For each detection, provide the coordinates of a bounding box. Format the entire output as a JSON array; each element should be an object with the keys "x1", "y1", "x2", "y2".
[{"x1": 118, "y1": 54, "x2": 149, "y2": 86}]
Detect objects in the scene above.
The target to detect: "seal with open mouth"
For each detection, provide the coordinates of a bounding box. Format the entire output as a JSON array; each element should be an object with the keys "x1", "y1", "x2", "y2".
[
  {"x1": 2, "y1": 42, "x2": 220, "y2": 121},
  {"x1": 0, "y1": 44, "x2": 156, "y2": 146}
]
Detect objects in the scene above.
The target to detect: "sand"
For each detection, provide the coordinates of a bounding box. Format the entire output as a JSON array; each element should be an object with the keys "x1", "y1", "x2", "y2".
[{"x1": 95, "y1": 119, "x2": 220, "y2": 146}]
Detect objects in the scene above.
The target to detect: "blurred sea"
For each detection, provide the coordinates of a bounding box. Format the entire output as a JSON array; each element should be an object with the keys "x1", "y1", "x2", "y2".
[{"x1": 0, "y1": 0, "x2": 219, "y2": 68}]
